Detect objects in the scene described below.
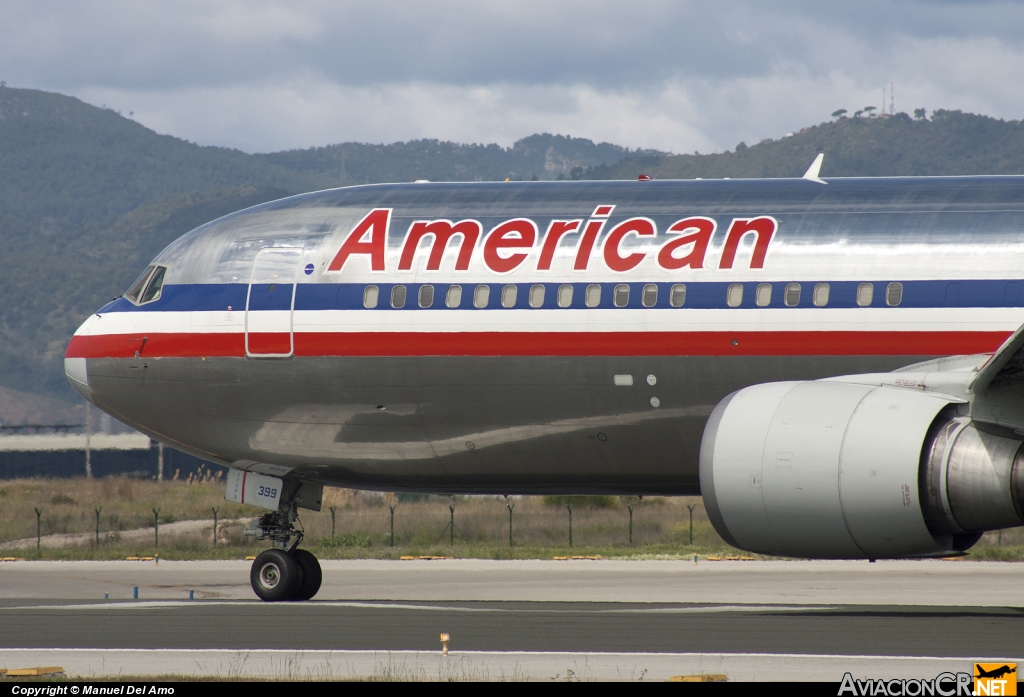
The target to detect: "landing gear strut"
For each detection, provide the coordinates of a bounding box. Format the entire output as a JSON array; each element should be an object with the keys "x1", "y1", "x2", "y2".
[{"x1": 246, "y1": 505, "x2": 323, "y2": 602}]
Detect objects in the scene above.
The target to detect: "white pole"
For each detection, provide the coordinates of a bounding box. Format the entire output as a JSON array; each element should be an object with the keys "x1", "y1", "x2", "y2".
[
  {"x1": 158, "y1": 442, "x2": 164, "y2": 482},
  {"x1": 85, "y1": 402, "x2": 92, "y2": 478}
]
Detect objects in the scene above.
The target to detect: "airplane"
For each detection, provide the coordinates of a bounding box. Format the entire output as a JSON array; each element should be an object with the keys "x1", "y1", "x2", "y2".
[
  {"x1": 976, "y1": 665, "x2": 1017, "y2": 680},
  {"x1": 64, "y1": 157, "x2": 1024, "y2": 601}
]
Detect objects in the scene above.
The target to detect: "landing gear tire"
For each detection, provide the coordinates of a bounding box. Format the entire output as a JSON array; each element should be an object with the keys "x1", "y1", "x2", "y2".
[
  {"x1": 292, "y1": 549, "x2": 322, "y2": 601},
  {"x1": 250, "y1": 549, "x2": 302, "y2": 602}
]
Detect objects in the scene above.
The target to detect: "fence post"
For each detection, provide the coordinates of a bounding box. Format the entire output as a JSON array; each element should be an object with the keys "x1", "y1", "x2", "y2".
[
  {"x1": 687, "y1": 504, "x2": 696, "y2": 545},
  {"x1": 567, "y1": 505, "x2": 573, "y2": 548},
  {"x1": 330, "y1": 506, "x2": 337, "y2": 537},
  {"x1": 627, "y1": 505, "x2": 634, "y2": 546},
  {"x1": 153, "y1": 508, "x2": 161, "y2": 547},
  {"x1": 85, "y1": 403, "x2": 92, "y2": 479},
  {"x1": 35, "y1": 507, "x2": 42, "y2": 553},
  {"x1": 212, "y1": 507, "x2": 219, "y2": 547},
  {"x1": 389, "y1": 505, "x2": 396, "y2": 547},
  {"x1": 449, "y1": 505, "x2": 455, "y2": 546},
  {"x1": 507, "y1": 502, "x2": 514, "y2": 547},
  {"x1": 95, "y1": 507, "x2": 102, "y2": 546}
]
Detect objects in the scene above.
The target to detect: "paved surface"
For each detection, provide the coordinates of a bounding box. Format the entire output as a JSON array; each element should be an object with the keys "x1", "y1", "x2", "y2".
[
  {"x1": 0, "y1": 559, "x2": 1020, "y2": 680},
  {"x1": 0, "y1": 649, "x2": 1008, "y2": 682},
  {"x1": 1, "y1": 558, "x2": 1023, "y2": 605},
  {"x1": 0, "y1": 599, "x2": 1021, "y2": 657}
]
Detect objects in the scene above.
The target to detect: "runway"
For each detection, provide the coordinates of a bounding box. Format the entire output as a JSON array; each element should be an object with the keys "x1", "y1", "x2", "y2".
[
  {"x1": 2, "y1": 558, "x2": 1024, "y2": 605},
  {"x1": 0, "y1": 559, "x2": 1021, "y2": 680},
  {"x1": 0, "y1": 599, "x2": 1021, "y2": 656}
]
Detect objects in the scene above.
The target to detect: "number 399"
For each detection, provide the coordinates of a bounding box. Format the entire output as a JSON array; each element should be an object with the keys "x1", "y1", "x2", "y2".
[{"x1": 257, "y1": 485, "x2": 278, "y2": 498}]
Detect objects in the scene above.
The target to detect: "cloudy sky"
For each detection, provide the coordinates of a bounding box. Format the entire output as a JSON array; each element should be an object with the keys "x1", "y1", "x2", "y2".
[{"x1": 2, "y1": 1, "x2": 1022, "y2": 154}]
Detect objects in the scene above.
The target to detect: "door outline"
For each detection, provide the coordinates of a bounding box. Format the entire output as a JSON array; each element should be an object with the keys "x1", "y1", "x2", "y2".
[{"x1": 245, "y1": 247, "x2": 303, "y2": 358}]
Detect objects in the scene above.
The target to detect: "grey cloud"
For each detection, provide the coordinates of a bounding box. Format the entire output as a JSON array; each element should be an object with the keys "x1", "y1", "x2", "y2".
[
  {"x1": 3, "y1": 1, "x2": 1024, "y2": 156},
  {"x1": 4, "y1": 1, "x2": 1023, "y2": 93}
]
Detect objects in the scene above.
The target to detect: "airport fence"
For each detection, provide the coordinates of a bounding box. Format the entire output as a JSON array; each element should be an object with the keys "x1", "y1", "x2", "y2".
[{"x1": 1, "y1": 475, "x2": 1022, "y2": 560}]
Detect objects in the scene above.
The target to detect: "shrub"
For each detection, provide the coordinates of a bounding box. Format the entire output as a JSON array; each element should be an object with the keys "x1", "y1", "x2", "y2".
[
  {"x1": 320, "y1": 533, "x2": 372, "y2": 548},
  {"x1": 541, "y1": 495, "x2": 621, "y2": 509}
]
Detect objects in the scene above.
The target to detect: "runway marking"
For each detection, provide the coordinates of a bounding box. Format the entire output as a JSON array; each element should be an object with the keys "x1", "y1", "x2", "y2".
[
  {"x1": 0, "y1": 600, "x2": 836, "y2": 614},
  {"x1": 0, "y1": 648, "x2": 1018, "y2": 662}
]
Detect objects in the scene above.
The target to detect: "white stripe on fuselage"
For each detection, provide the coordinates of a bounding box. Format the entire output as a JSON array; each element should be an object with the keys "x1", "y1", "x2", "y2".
[{"x1": 80, "y1": 307, "x2": 1024, "y2": 336}]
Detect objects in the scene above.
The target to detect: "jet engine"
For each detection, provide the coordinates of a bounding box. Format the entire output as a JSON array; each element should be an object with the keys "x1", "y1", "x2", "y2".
[{"x1": 699, "y1": 381, "x2": 1024, "y2": 559}]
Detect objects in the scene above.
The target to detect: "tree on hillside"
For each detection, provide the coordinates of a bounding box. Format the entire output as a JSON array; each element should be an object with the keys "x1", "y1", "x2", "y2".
[
  {"x1": 914, "y1": 108, "x2": 927, "y2": 120},
  {"x1": 831, "y1": 109, "x2": 847, "y2": 119}
]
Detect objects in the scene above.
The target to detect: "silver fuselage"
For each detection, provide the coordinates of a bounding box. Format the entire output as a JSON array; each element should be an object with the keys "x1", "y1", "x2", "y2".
[{"x1": 65, "y1": 177, "x2": 1024, "y2": 494}]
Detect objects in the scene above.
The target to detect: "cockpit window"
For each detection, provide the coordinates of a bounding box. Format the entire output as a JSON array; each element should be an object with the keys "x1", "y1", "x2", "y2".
[
  {"x1": 139, "y1": 266, "x2": 166, "y2": 304},
  {"x1": 125, "y1": 265, "x2": 167, "y2": 305},
  {"x1": 125, "y1": 266, "x2": 154, "y2": 303}
]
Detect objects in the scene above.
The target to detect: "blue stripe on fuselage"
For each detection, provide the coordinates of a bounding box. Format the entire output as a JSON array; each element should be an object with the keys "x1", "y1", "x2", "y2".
[{"x1": 98, "y1": 278, "x2": 1024, "y2": 313}]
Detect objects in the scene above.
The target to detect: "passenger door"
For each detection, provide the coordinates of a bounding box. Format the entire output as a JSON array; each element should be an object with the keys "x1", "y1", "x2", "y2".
[{"x1": 245, "y1": 247, "x2": 303, "y2": 357}]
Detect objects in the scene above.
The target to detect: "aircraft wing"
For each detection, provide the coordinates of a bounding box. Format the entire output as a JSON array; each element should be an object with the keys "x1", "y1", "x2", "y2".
[
  {"x1": 964, "y1": 322, "x2": 1024, "y2": 434},
  {"x1": 969, "y1": 323, "x2": 1024, "y2": 394}
]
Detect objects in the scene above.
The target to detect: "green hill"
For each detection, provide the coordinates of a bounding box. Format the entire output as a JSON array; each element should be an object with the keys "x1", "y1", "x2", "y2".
[
  {"x1": 0, "y1": 87, "x2": 311, "y2": 226},
  {"x1": 584, "y1": 110, "x2": 1024, "y2": 180},
  {"x1": 258, "y1": 134, "x2": 661, "y2": 185}
]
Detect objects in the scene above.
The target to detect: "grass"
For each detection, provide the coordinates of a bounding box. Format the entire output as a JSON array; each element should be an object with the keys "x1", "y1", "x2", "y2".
[{"x1": 1, "y1": 477, "x2": 1022, "y2": 561}]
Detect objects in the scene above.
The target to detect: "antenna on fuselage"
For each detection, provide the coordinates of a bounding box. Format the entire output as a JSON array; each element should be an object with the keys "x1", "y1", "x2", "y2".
[{"x1": 802, "y1": 153, "x2": 827, "y2": 185}]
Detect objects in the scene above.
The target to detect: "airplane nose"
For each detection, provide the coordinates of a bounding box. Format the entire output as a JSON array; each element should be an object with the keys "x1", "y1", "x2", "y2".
[
  {"x1": 64, "y1": 356, "x2": 93, "y2": 404},
  {"x1": 65, "y1": 331, "x2": 94, "y2": 404}
]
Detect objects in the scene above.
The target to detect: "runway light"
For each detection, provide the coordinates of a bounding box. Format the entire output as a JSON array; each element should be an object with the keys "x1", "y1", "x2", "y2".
[{"x1": 440, "y1": 632, "x2": 450, "y2": 656}]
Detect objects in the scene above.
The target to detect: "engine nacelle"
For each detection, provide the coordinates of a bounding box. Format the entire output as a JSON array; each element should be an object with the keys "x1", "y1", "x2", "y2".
[{"x1": 700, "y1": 381, "x2": 1024, "y2": 559}]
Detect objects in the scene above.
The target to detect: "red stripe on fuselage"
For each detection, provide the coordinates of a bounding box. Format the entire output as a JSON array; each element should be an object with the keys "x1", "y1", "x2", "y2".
[{"x1": 68, "y1": 330, "x2": 1009, "y2": 358}]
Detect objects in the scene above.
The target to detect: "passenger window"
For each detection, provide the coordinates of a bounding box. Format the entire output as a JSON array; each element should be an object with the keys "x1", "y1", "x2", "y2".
[
  {"x1": 363, "y1": 285, "x2": 379, "y2": 309},
  {"x1": 418, "y1": 285, "x2": 434, "y2": 308},
  {"x1": 1006, "y1": 282, "x2": 1020, "y2": 305},
  {"x1": 336, "y1": 285, "x2": 352, "y2": 308},
  {"x1": 670, "y1": 284, "x2": 686, "y2": 307},
  {"x1": 585, "y1": 284, "x2": 602, "y2": 308},
  {"x1": 614, "y1": 284, "x2": 630, "y2": 307},
  {"x1": 125, "y1": 266, "x2": 156, "y2": 304},
  {"x1": 886, "y1": 282, "x2": 903, "y2": 306},
  {"x1": 139, "y1": 266, "x2": 166, "y2": 304},
  {"x1": 857, "y1": 283, "x2": 874, "y2": 307},
  {"x1": 642, "y1": 284, "x2": 658, "y2": 308},
  {"x1": 784, "y1": 283, "x2": 801, "y2": 307},
  {"x1": 391, "y1": 285, "x2": 407, "y2": 309},
  {"x1": 945, "y1": 283, "x2": 960, "y2": 305},
  {"x1": 501, "y1": 284, "x2": 518, "y2": 308},
  {"x1": 755, "y1": 283, "x2": 772, "y2": 307},
  {"x1": 727, "y1": 284, "x2": 743, "y2": 308},
  {"x1": 557, "y1": 284, "x2": 574, "y2": 308},
  {"x1": 813, "y1": 283, "x2": 830, "y2": 307},
  {"x1": 474, "y1": 285, "x2": 490, "y2": 308},
  {"x1": 529, "y1": 284, "x2": 545, "y2": 308},
  {"x1": 446, "y1": 285, "x2": 462, "y2": 308}
]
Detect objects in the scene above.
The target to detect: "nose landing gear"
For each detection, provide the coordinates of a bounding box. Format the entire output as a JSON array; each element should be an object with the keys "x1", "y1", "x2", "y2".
[
  {"x1": 249, "y1": 547, "x2": 322, "y2": 601},
  {"x1": 291, "y1": 548, "x2": 323, "y2": 601},
  {"x1": 246, "y1": 506, "x2": 323, "y2": 602}
]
